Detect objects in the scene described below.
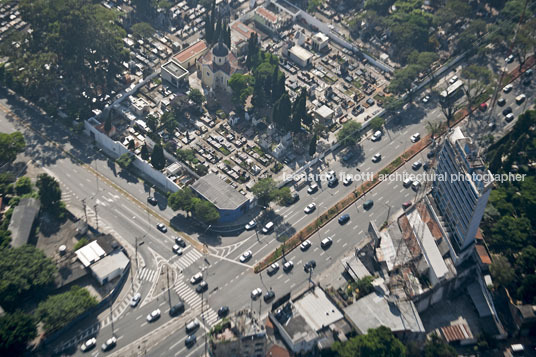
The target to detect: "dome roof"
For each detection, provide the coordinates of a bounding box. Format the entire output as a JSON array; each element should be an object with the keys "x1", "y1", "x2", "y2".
[{"x1": 213, "y1": 41, "x2": 229, "y2": 57}]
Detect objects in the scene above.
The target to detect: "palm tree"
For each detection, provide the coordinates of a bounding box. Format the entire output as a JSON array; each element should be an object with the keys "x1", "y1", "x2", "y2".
[{"x1": 426, "y1": 121, "x2": 442, "y2": 141}]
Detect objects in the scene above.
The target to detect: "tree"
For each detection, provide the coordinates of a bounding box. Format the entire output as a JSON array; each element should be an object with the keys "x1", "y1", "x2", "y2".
[
  {"x1": 104, "y1": 116, "x2": 112, "y2": 134},
  {"x1": 176, "y1": 149, "x2": 196, "y2": 163},
  {"x1": 14, "y1": 177, "x2": 32, "y2": 196},
  {"x1": 426, "y1": 121, "x2": 442, "y2": 140},
  {"x1": 127, "y1": 139, "x2": 135, "y2": 150},
  {"x1": 204, "y1": 14, "x2": 214, "y2": 44},
  {"x1": 193, "y1": 200, "x2": 220, "y2": 224},
  {"x1": 461, "y1": 64, "x2": 493, "y2": 114},
  {"x1": 0, "y1": 246, "x2": 57, "y2": 310},
  {"x1": 0, "y1": 311, "x2": 37, "y2": 355},
  {"x1": 489, "y1": 216, "x2": 531, "y2": 254},
  {"x1": 37, "y1": 286, "x2": 97, "y2": 332},
  {"x1": 252, "y1": 75, "x2": 266, "y2": 109},
  {"x1": 140, "y1": 143, "x2": 150, "y2": 160},
  {"x1": 388, "y1": 65, "x2": 420, "y2": 95},
  {"x1": 337, "y1": 121, "x2": 362, "y2": 147},
  {"x1": 224, "y1": 23, "x2": 231, "y2": 49},
  {"x1": 252, "y1": 178, "x2": 279, "y2": 206},
  {"x1": 273, "y1": 92, "x2": 292, "y2": 130},
  {"x1": 0, "y1": 132, "x2": 25, "y2": 165},
  {"x1": 276, "y1": 187, "x2": 293, "y2": 206},
  {"x1": 145, "y1": 114, "x2": 158, "y2": 132},
  {"x1": 332, "y1": 326, "x2": 406, "y2": 357},
  {"x1": 246, "y1": 33, "x2": 260, "y2": 69},
  {"x1": 490, "y1": 255, "x2": 515, "y2": 289},
  {"x1": 188, "y1": 88, "x2": 205, "y2": 106},
  {"x1": 36, "y1": 173, "x2": 61, "y2": 211},
  {"x1": 369, "y1": 117, "x2": 384, "y2": 132},
  {"x1": 439, "y1": 95, "x2": 463, "y2": 128},
  {"x1": 151, "y1": 143, "x2": 166, "y2": 170},
  {"x1": 117, "y1": 152, "x2": 134, "y2": 169},
  {"x1": 307, "y1": 0, "x2": 323, "y2": 12},
  {"x1": 309, "y1": 134, "x2": 317, "y2": 156},
  {"x1": 422, "y1": 334, "x2": 457, "y2": 357},
  {"x1": 229, "y1": 73, "x2": 253, "y2": 109},
  {"x1": 168, "y1": 187, "x2": 196, "y2": 214},
  {"x1": 131, "y1": 22, "x2": 155, "y2": 40},
  {"x1": 291, "y1": 88, "x2": 307, "y2": 133}
]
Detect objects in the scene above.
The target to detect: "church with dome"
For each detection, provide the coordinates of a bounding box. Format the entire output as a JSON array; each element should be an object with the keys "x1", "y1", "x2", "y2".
[{"x1": 196, "y1": 36, "x2": 241, "y2": 93}]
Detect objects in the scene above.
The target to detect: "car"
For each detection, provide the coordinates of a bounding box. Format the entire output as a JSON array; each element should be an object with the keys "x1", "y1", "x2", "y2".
[
  {"x1": 190, "y1": 272, "x2": 203, "y2": 284},
  {"x1": 304, "y1": 203, "x2": 316, "y2": 214},
  {"x1": 423, "y1": 161, "x2": 432, "y2": 171},
  {"x1": 488, "y1": 122, "x2": 497, "y2": 130},
  {"x1": 363, "y1": 200, "x2": 374, "y2": 210},
  {"x1": 218, "y1": 306, "x2": 230, "y2": 317},
  {"x1": 156, "y1": 223, "x2": 167, "y2": 233},
  {"x1": 327, "y1": 170, "x2": 336, "y2": 180},
  {"x1": 80, "y1": 337, "x2": 97, "y2": 352},
  {"x1": 307, "y1": 183, "x2": 319, "y2": 194},
  {"x1": 267, "y1": 262, "x2": 280, "y2": 276},
  {"x1": 251, "y1": 288, "x2": 262, "y2": 300},
  {"x1": 522, "y1": 77, "x2": 531, "y2": 86},
  {"x1": 402, "y1": 202, "x2": 412, "y2": 209},
  {"x1": 366, "y1": 98, "x2": 375, "y2": 106},
  {"x1": 343, "y1": 176, "x2": 353, "y2": 186},
  {"x1": 327, "y1": 177, "x2": 338, "y2": 187},
  {"x1": 147, "y1": 309, "x2": 161, "y2": 322},
  {"x1": 338, "y1": 214, "x2": 350, "y2": 225},
  {"x1": 410, "y1": 133, "x2": 421, "y2": 143},
  {"x1": 172, "y1": 244, "x2": 183, "y2": 255},
  {"x1": 448, "y1": 75, "x2": 458, "y2": 84},
  {"x1": 240, "y1": 250, "x2": 252, "y2": 262},
  {"x1": 479, "y1": 102, "x2": 488, "y2": 111},
  {"x1": 170, "y1": 302, "x2": 185, "y2": 317},
  {"x1": 283, "y1": 261, "x2": 294, "y2": 272},
  {"x1": 497, "y1": 98, "x2": 506, "y2": 106},
  {"x1": 101, "y1": 336, "x2": 117, "y2": 352},
  {"x1": 515, "y1": 94, "x2": 526, "y2": 104},
  {"x1": 525, "y1": 69, "x2": 533, "y2": 77},
  {"x1": 505, "y1": 54, "x2": 515, "y2": 63},
  {"x1": 505, "y1": 113, "x2": 515, "y2": 122},
  {"x1": 503, "y1": 84, "x2": 513, "y2": 93},
  {"x1": 371, "y1": 130, "x2": 382, "y2": 142},
  {"x1": 245, "y1": 220, "x2": 257, "y2": 231},
  {"x1": 300, "y1": 240, "x2": 312, "y2": 251},
  {"x1": 321, "y1": 236, "x2": 333, "y2": 248},
  {"x1": 422, "y1": 95, "x2": 430, "y2": 103},
  {"x1": 403, "y1": 177, "x2": 413, "y2": 188},
  {"x1": 412, "y1": 160, "x2": 422, "y2": 170},
  {"x1": 264, "y1": 290, "x2": 275, "y2": 302},
  {"x1": 185, "y1": 320, "x2": 200, "y2": 333},
  {"x1": 185, "y1": 335, "x2": 197, "y2": 348},
  {"x1": 503, "y1": 107, "x2": 512, "y2": 116},
  {"x1": 289, "y1": 192, "x2": 300, "y2": 204},
  {"x1": 174, "y1": 236, "x2": 186, "y2": 247},
  {"x1": 130, "y1": 292, "x2": 141, "y2": 307},
  {"x1": 196, "y1": 281, "x2": 208, "y2": 293},
  {"x1": 262, "y1": 222, "x2": 274, "y2": 234},
  {"x1": 304, "y1": 260, "x2": 317, "y2": 273},
  {"x1": 427, "y1": 151, "x2": 435, "y2": 159},
  {"x1": 147, "y1": 196, "x2": 157, "y2": 206},
  {"x1": 342, "y1": 151, "x2": 355, "y2": 162},
  {"x1": 412, "y1": 180, "x2": 421, "y2": 191},
  {"x1": 372, "y1": 153, "x2": 382, "y2": 163}
]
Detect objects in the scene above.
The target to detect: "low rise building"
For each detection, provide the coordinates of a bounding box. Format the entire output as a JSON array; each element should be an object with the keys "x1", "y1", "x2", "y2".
[
  {"x1": 211, "y1": 310, "x2": 267, "y2": 357},
  {"x1": 161, "y1": 60, "x2": 190, "y2": 88},
  {"x1": 172, "y1": 40, "x2": 208, "y2": 68},
  {"x1": 311, "y1": 32, "x2": 329, "y2": 52},
  {"x1": 289, "y1": 45, "x2": 313, "y2": 67},
  {"x1": 8, "y1": 197, "x2": 40, "y2": 248},
  {"x1": 254, "y1": 7, "x2": 280, "y2": 34},
  {"x1": 197, "y1": 39, "x2": 241, "y2": 93},
  {"x1": 314, "y1": 105, "x2": 334, "y2": 123},
  {"x1": 90, "y1": 249, "x2": 130, "y2": 285},
  {"x1": 230, "y1": 21, "x2": 258, "y2": 56}
]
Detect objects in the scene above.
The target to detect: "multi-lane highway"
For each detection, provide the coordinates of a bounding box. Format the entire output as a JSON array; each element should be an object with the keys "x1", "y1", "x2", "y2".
[{"x1": 0, "y1": 58, "x2": 533, "y2": 356}]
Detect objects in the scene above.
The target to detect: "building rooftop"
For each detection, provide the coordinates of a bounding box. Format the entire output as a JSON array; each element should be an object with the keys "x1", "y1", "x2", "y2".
[
  {"x1": 8, "y1": 197, "x2": 40, "y2": 248},
  {"x1": 289, "y1": 45, "x2": 313, "y2": 62},
  {"x1": 75, "y1": 240, "x2": 106, "y2": 267},
  {"x1": 315, "y1": 105, "x2": 334, "y2": 119},
  {"x1": 191, "y1": 173, "x2": 249, "y2": 211},
  {"x1": 293, "y1": 288, "x2": 343, "y2": 332},
  {"x1": 231, "y1": 21, "x2": 257, "y2": 42},
  {"x1": 312, "y1": 32, "x2": 329, "y2": 43},
  {"x1": 440, "y1": 323, "x2": 474, "y2": 343},
  {"x1": 162, "y1": 60, "x2": 189, "y2": 79},
  {"x1": 344, "y1": 292, "x2": 425, "y2": 334},
  {"x1": 256, "y1": 7, "x2": 278, "y2": 23},
  {"x1": 173, "y1": 40, "x2": 207, "y2": 64},
  {"x1": 90, "y1": 250, "x2": 129, "y2": 281}
]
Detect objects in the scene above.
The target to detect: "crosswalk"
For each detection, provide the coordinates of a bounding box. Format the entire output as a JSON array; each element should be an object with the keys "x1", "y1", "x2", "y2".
[
  {"x1": 138, "y1": 267, "x2": 159, "y2": 282},
  {"x1": 173, "y1": 274, "x2": 220, "y2": 327},
  {"x1": 174, "y1": 248, "x2": 203, "y2": 270}
]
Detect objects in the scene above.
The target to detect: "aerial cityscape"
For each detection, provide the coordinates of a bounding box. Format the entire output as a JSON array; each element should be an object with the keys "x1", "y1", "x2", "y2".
[{"x1": 0, "y1": 0, "x2": 534, "y2": 356}]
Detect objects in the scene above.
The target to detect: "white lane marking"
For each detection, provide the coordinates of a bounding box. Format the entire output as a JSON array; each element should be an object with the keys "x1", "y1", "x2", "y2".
[
  {"x1": 400, "y1": 188, "x2": 405, "y2": 193},
  {"x1": 358, "y1": 230, "x2": 363, "y2": 235},
  {"x1": 405, "y1": 192, "x2": 411, "y2": 197},
  {"x1": 353, "y1": 225, "x2": 358, "y2": 230},
  {"x1": 378, "y1": 196, "x2": 383, "y2": 201},
  {"x1": 343, "y1": 242, "x2": 348, "y2": 247},
  {"x1": 284, "y1": 278, "x2": 290, "y2": 284}
]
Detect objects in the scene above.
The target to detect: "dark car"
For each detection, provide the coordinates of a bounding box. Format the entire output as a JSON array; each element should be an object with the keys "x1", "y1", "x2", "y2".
[
  {"x1": 156, "y1": 223, "x2": 167, "y2": 233},
  {"x1": 363, "y1": 200, "x2": 374, "y2": 210},
  {"x1": 185, "y1": 335, "x2": 197, "y2": 348},
  {"x1": 342, "y1": 151, "x2": 355, "y2": 163},
  {"x1": 402, "y1": 202, "x2": 412, "y2": 209},
  {"x1": 338, "y1": 214, "x2": 350, "y2": 225},
  {"x1": 147, "y1": 196, "x2": 157, "y2": 206},
  {"x1": 304, "y1": 260, "x2": 317, "y2": 273},
  {"x1": 170, "y1": 302, "x2": 185, "y2": 317},
  {"x1": 423, "y1": 161, "x2": 432, "y2": 171},
  {"x1": 264, "y1": 290, "x2": 275, "y2": 302},
  {"x1": 218, "y1": 306, "x2": 229, "y2": 317},
  {"x1": 522, "y1": 78, "x2": 531, "y2": 86},
  {"x1": 328, "y1": 177, "x2": 338, "y2": 187},
  {"x1": 502, "y1": 107, "x2": 512, "y2": 116},
  {"x1": 195, "y1": 281, "x2": 208, "y2": 294},
  {"x1": 497, "y1": 98, "x2": 506, "y2": 106},
  {"x1": 174, "y1": 236, "x2": 186, "y2": 248},
  {"x1": 427, "y1": 151, "x2": 435, "y2": 159}
]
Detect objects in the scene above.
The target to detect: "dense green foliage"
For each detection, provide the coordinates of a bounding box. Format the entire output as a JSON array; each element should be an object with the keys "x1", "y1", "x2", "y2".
[
  {"x1": 251, "y1": 178, "x2": 291, "y2": 207},
  {"x1": 36, "y1": 173, "x2": 62, "y2": 213},
  {"x1": 37, "y1": 285, "x2": 98, "y2": 332},
  {"x1": 151, "y1": 143, "x2": 166, "y2": 170},
  {"x1": 483, "y1": 110, "x2": 536, "y2": 304},
  {"x1": 131, "y1": 22, "x2": 155, "y2": 39},
  {"x1": 117, "y1": 153, "x2": 135, "y2": 169},
  {"x1": 168, "y1": 187, "x2": 220, "y2": 223},
  {"x1": 0, "y1": 311, "x2": 37, "y2": 355},
  {"x1": 337, "y1": 121, "x2": 362, "y2": 147},
  {"x1": 0, "y1": 246, "x2": 57, "y2": 311},
  {"x1": 14, "y1": 177, "x2": 32, "y2": 196},
  {"x1": 0, "y1": 132, "x2": 25, "y2": 165},
  {"x1": 331, "y1": 326, "x2": 406, "y2": 357}
]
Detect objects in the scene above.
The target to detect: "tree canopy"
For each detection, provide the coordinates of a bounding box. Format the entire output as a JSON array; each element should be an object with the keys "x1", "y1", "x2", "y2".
[
  {"x1": 168, "y1": 188, "x2": 220, "y2": 223},
  {"x1": 337, "y1": 121, "x2": 362, "y2": 147},
  {"x1": 331, "y1": 326, "x2": 406, "y2": 357},
  {"x1": 131, "y1": 22, "x2": 155, "y2": 40},
  {"x1": 36, "y1": 173, "x2": 62, "y2": 211},
  {"x1": 151, "y1": 143, "x2": 166, "y2": 170},
  {"x1": 0, "y1": 132, "x2": 25, "y2": 165},
  {"x1": 0, "y1": 311, "x2": 37, "y2": 355}
]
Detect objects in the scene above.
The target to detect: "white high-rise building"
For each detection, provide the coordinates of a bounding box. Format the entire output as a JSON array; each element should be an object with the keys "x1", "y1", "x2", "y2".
[{"x1": 431, "y1": 127, "x2": 494, "y2": 263}]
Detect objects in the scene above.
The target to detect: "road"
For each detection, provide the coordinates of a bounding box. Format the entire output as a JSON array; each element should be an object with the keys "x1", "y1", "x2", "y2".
[{"x1": 0, "y1": 58, "x2": 533, "y2": 355}]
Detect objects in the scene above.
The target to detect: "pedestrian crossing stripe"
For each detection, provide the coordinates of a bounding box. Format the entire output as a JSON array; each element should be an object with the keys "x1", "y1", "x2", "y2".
[
  {"x1": 173, "y1": 275, "x2": 220, "y2": 327},
  {"x1": 174, "y1": 249, "x2": 203, "y2": 270},
  {"x1": 138, "y1": 268, "x2": 158, "y2": 282}
]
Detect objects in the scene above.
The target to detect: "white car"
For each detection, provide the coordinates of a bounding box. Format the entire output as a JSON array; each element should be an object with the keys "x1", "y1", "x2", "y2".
[
  {"x1": 268, "y1": 262, "x2": 280, "y2": 275},
  {"x1": 130, "y1": 292, "x2": 141, "y2": 307},
  {"x1": 251, "y1": 288, "x2": 262, "y2": 299},
  {"x1": 327, "y1": 170, "x2": 336, "y2": 180},
  {"x1": 240, "y1": 250, "x2": 252, "y2": 262},
  {"x1": 503, "y1": 84, "x2": 513, "y2": 93},
  {"x1": 343, "y1": 176, "x2": 353, "y2": 186},
  {"x1": 410, "y1": 133, "x2": 421, "y2": 143},
  {"x1": 283, "y1": 261, "x2": 294, "y2": 272},
  {"x1": 304, "y1": 203, "x2": 316, "y2": 214},
  {"x1": 245, "y1": 220, "x2": 257, "y2": 230},
  {"x1": 412, "y1": 160, "x2": 422, "y2": 170},
  {"x1": 172, "y1": 244, "x2": 183, "y2": 255},
  {"x1": 190, "y1": 272, "x2": 203, "y2": 284},
  {"x1": 307, "y1": 183, "x2": 318, "y2": 194},
  {"x1": 371, "y1": 130, "x2": 382, "y2": 142},
  {"x1": 422, "y1": 95, "x2": 430, "y2": 103},
  {"x1": 300, "y1": 240, "x2": 312, "y2": 251},
  {"x1": 147, "y1": 309, "x2": 161, "y2": 322},
  {"x1": 80, "y1": 337, "x2": 97, "y2": 352},
  {"x1": 505, "y1": 54, "x2": 514, "y2": 63},
  {"x1": 449, "y1": 75, "x2": 458, "y2": 84},
  {"x1": 372, "y1": 153, "x2": 382, "y2": 163}
]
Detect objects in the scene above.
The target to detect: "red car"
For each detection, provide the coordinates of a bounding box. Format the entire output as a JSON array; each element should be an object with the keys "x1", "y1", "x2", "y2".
[
  {"x1": 479, "y1": 102, "x2": 488, "y2": 111},
  {"x1": 402, "y1": 202, "x2": 412, "y2": 209}
]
